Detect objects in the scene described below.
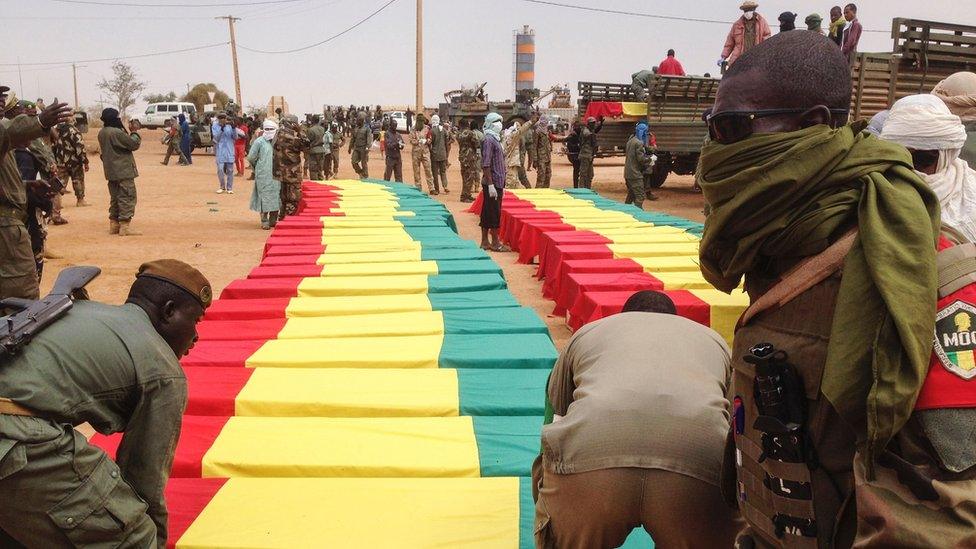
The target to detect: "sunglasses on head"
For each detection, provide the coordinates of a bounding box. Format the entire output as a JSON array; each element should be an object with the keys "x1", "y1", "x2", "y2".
[{"x1": 706, "y1": 108, "x2": 850, "y2": 144}]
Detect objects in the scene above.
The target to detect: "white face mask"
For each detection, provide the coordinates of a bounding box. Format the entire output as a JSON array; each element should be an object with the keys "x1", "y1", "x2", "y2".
[
  {"x1": 263, "y1": 128, "x2": 277, "y2": 141},
  {"x1": 743, "y1": 10, "x2": 755, "y2": 20},
  {"x1": 491, "y1": 121, "x2": 503, "y2": 133}
]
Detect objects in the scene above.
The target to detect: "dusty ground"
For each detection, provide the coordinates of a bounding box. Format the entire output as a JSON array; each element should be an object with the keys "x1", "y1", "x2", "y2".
[{"x1": 44, "y1": 131, "x2": 705, "y2": 350}]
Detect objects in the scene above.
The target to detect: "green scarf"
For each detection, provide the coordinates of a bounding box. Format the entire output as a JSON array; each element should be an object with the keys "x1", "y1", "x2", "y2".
[
  {"x1": 699, "y1": 124, "x2": 940, "y2": 471},
  {"x1": 829, "y1": 17, "x2": 846, "y2": 38}
]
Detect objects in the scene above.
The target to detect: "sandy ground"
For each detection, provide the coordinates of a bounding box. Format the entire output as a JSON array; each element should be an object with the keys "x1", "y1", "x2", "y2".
[{"x1": 43, "y1": 131, "x2": 705, "y2": 350}]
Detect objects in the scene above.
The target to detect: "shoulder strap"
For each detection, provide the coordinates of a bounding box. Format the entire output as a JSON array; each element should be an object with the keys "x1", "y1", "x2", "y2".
[
  {"x1": 937, "y1": 242, "x2": 976, "y2": 298},
  {"x1": 737, "y1": 229, "x2": 858, "y2": 330}
]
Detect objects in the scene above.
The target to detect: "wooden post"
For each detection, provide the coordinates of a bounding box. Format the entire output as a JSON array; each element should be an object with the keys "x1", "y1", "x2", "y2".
[
  {"x1": 72, "y1": 63, "x2": 79, "y2": 108},
  {"x1": 416, "y1": 0, "x2": 423, "y2": 113},
  {"x1": 217, "y1": 15, "x2": 243, "y2": 107}
]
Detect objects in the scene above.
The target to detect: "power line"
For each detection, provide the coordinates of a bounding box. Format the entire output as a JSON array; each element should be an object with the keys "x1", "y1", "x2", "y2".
[
  {"x1": 50, "y1": 0, "x2": 305, "y2": 6},
  {"x1": 238, "y1": 0, "x2": 399, "y2": 53},
  {"x1": 0, "y1": 42, "x2": 229, "y2": 67},
  {"x1": 519, "y1": 0, "x2": 890, "y2": 33}
]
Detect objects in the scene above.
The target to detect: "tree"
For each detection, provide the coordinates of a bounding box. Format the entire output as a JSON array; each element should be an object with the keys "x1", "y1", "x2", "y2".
[
  {"x1": 182, "y1": 83, "x2": 230, "y2": 113},
  {"x1": 144, "y1": 91, "x2": 178, "y2": 104},
  {"x1": 245, "y1": 104, "x2": 267, "y2": 118},
  {"x1": 96, "y1": 61, "x2": 147, "y2": 117}
]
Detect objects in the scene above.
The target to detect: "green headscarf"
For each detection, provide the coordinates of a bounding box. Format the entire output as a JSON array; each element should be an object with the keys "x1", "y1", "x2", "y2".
[{"x1": 698, "y1": 123, "x2": 940, "y2": 472}]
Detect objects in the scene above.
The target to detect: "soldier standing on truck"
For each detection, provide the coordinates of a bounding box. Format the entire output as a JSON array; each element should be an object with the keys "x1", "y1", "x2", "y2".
[
  {"x1": 631, "y1": 70, "x2": 655, "y2": 103},
  {"x1": 578, "y1": 117, "x2": 603, "y2": 189}
]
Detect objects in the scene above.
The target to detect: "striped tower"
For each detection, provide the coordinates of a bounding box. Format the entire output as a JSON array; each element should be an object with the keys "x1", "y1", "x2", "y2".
[{"x1": 513, "y1": 25, "x2": 535, "y2": 97}]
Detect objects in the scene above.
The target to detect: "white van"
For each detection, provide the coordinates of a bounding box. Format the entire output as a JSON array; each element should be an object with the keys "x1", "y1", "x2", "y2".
[
  {"x1": 388, "y1": 110, "x2": 408, "y2": 133},
  {"x1": 138, "y1": 102, "x2": 197, "y2": 129}
]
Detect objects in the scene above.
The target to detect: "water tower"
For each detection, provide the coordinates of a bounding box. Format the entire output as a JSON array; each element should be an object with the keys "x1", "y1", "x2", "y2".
[{"x1": 513, "y1": 25, "x2": 535, "y2": 98}]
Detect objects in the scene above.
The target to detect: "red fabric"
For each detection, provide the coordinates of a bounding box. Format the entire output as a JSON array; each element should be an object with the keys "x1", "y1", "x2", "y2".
[
  {"x1": 542, "y1": 258, "x2": 643, "y2": 300},
  {"x1": 248, "y1": 265, "x2": 324, "y2": 279},
  {"x1": 219, "y1": 277, "x2": 302, "y2": 299},
  {"x1": 916, "y1": 236, "x2": 976, "y2": 410},
  {"x1": 181, "y1": 340, "x2": 268, "y2": 368},
  {"x1": 264, "y1": 245, "x2": 328, "y2": 257},
  {"x1": 535, "y1": 232, "x2": 610, "y2": 279},
  {"x1": 537, "y1": 244, "x2": 615, "y2": 289},
  {"x1": 517, "y1": 223, "x2": 576, "y2": 264},
  {"x1": 567, "y1": 290, "x2": 710, "y2": 331},
  {"x1": 265, "y1": 236, "x2": 326, "y2": 247},
  {"x1": 204, "y1": 298, "x2": 292, "y2": 320},
  {"x1": 165, "y1": 478, "x2": 228, "y2": 548},
  {"x1": 261, "y1": 254, "x2": 325, "y2": 266},
  {"x1": 91, "y1": 416, "x2": 231, "y2": 478},
  {"x1": 583, "y1": 102, "x2": 623, "y2": 120},
  {"x1": 555, "y1": 271, "x2": 659, "y2": 317},
  {"x1": 196, "y1": 319, "x2": 287, "y2": 341},
  {"x1": 184, "y1": 367, "x2": 254, "y2": 416},
  {"x1": 657, "y1": 57, "x2": 686, "y2": 76},
  {"x1": 468, "y1": 192, "x2": 484, "y2": 214}
]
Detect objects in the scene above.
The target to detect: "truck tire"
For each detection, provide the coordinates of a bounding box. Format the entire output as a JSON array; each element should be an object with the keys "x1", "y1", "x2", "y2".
[{"x1": 647, "y1": 158, "x2": 671, "y2": 188}]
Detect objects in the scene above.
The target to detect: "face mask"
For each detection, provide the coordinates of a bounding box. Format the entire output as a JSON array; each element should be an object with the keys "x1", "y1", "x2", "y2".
[
  {"x1": 263, "y1": 128, "x2": 277, "y2": 141},
  {"x1": 744, "y1": 10, "x2": 755, "y2": 20},
  {"x1": 491, "y1": 121, "x2": 503, "y2": 133}
]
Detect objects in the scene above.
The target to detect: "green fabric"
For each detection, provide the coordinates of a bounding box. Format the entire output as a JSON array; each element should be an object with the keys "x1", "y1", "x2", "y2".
[
  {"x1": 404, "y1": 226, "x2": 460, "y2": 241},
  {"x1": 434, "y1": 260, "x2": 503, "y2": 276},
  {"x1": 440, "y1": 334, "x2": 558, "y2": 370},
  {"x1": 428, "y1": 274, "x2": 507, "y2": 293},
  {"x1": 698, "y1": 124, "x2": 940, "y2": 465},
  {"x1": 420, "y1": 247, "x2": 490, "y2": 261},
  {"x1": 427, "y1": 290, "x2": 520, "y2": 309},
  {"x1": 472, "y1": 416, "x2": 542, "y2": 477},
  {"x1": 443, "y1": 307, "x2": 548, "y2": 335},
  {"x1": 458, "y1": 369, "x2": 549, "y2": 416},
  {"x1": 518, "y1": 477, "x2": 535, "y2": 549}
]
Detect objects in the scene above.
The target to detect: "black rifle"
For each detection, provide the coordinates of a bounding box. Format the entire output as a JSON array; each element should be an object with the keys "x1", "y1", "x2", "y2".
[{"x1": 0, "y1": 266, "x2": 100, "y2": 359}]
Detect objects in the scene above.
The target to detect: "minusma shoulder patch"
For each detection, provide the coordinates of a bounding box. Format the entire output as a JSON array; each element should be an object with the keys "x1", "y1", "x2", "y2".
[{"x1": 934, "y1": 300, "x2": 976, "y2": 380}]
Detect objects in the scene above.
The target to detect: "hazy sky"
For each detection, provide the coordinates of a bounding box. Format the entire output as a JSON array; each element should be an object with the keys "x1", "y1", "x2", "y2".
[{"x1": 4, "y1": 0, "x2": 974, "y2": 116}]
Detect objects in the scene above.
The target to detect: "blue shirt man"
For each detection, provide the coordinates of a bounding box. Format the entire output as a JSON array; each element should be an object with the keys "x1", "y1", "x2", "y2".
[{"x1": 212, "y1": 113, "x2": 238, "y2": 193}]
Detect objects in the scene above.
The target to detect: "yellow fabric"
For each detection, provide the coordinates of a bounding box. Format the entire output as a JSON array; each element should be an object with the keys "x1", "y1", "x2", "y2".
[
  {"x1": 245, "y1": 334, "x2": 443, "y2": 368},
  {"x1": 199, "y1": 416, "x2": 480, "y2": 478},
  {"x1": 634, "y1": 255, "x2": 702, "y2": 272},
  {"x1": 295, "y1": 274, "x2": 430, "y2": 296},
  {"x1": 335, "y1": 210, "x2": 415, "y2": 217},
  {"x1": 656, "y1": 271, "x2": 718, "y2": 290},
  {"x1": 315, "y1": 233, "x2": 415, "y2": 246},
  {"x1": 321, "y1": 218, "x2": 405, "y2": 228},
  {"x1": 608, "y1": 233, "x2": 700, "y2": 244},
  {"x1": 276, "y1": 311, "x2": 445, "y2": 339},
  {"x1": 234, "y1": 368, "x2": 460, "y2": 417},
  {"x1": 599, "y1": 226, "x2": 684, "y2": 236},
  {"x1": 609, "y1": 242, "x2": 701, "y2": 258},
  {"x1": 317, "y1": 261, "x2": 439, "y2": 277},
  {"x1": 284, "y1": 294, "x2": 434, "y2": 317},
  {"x1": 176, "y1": 477, "x2": 520, "y2": 549},
  {"x1": 689, "y1": 288, "x2": 750, "y2": 345},
  {"x1": 621, "y1": 102, "x2": 648, "y2": 116},
  {"x1": 322, "y1": 241, "x2": 422, "y2": 254},
  {"x1": 321, "y1": 227, "x2": 411, "y2": 237},
  {"x1": 318, "y1": 249, "x2": 424, "y2": 264}
]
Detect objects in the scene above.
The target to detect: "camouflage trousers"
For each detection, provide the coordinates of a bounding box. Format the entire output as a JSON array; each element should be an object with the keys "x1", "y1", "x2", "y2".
[
  {"x1": 330, "y1": 150, "x2": 340, "y2": 178},
  {"x1": 307, "y1": 153, "x2": 326, "y2": 181},
  {"x1": 506, "y1": 166, "x2": 531, "y2": 189},
  {"x1": 0, "y1": 222, "x2": 40, "y2": 303},
  {"x1": 279, "y1": 181, "x2": 302, "y2": 218},
  {"x1": 535, "y1": 159, "x2": 551, "y2": 188},
  {"x1": 460, "y1": 158, "x2": 481, "y2": 199},
  {"x1": 411, "y1": 149, "x2": 433, "y2": 191},
  {"x1": 624, "y1": 178, "x2": 646, "y2": 210},
  {"x1": 107, "y1": 179, "x2": 136, "y2": 222},
  {"x1": 351, "y1": 149, "x2": 369, "y2": 178},
  {"x1": 0, "y1": 416, "x2": 156, "y2": 548},
  {"x1": 578, "y1": 156, "x2": 594, "y2": 189},
  {"x1": 60, "y1": 166, "x2": 85, "y2": 199}
]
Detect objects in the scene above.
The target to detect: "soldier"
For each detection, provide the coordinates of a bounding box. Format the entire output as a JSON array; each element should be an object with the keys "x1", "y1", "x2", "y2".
[
  {"x1": 503, "y1": 119, "x2": 535, "y2": 190},
  {"x1": 429, "y1": 114, "x2": 452, "y2": 194},
  {"x1": 18, "y1": 101, "x2": 66, "y2": 226},
  {"x1": 348, "y1": 113, "x2": 372, "y2": 178},
  {"x1": 97, "y1": 108, "x2": 142, "y2": 236},
  {"x1": 329, "y1": 123, "x2": 343, "y2": 179},
  {"x1": 322, "y1": 122, "x2": 335, "y2": 180},
  {"x1": 578, "y1": 116, "x2": 603, "y2": 189},
  {"x1": 53, "y1": 117, "x2": 90, "y2": 208},
  {"x1": 523, "y1": 113, "x2": 537, "y2": 171},
  {"x1": 383, "y1": 119, "x2": 404, "y2": 182},
  {"x1": 160, "y1": 116, "x2": 189, "y2": 167},
  {"x1": 0, "y1": 259, "x2": 211, "y2": 548},
  {"x1": 273, "y1": 115, "x2": 308, "y2": 218},
  {"x1": 534, "y1": 116, "x2": 565, "y2": 189},
  {"x1": 305, "y1": 115, "x2": 326, "y2": 180},
  {"x1": 456, "y1": 119, "x2": 480, "y2": 202},
  {"x1": 624, "y1": 122, "x2": 657, "y2": 209},
  {"x1": 410, "y1": 114, "x2": 434, "y2": 192},
  {"x1": 699, "y1": 32, "x2": 976, "y2": 548}
]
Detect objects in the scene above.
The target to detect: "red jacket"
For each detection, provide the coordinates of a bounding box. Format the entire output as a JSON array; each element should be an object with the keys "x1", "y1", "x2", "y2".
[
  {"x1": 842, "y1": 19, "x2": 862, "y2": 60},
  {"x1": 721, "y1": 14, "x2": 772, "y2": 65},
  {"x1": 657, "y1": 56, "x2": 685, "y2": 76}
]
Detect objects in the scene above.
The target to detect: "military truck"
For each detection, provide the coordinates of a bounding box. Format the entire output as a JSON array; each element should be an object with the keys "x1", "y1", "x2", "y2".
[
  {"x1": 851, "y1": 18, "x2": 976, "y2": 119},
  {"x1": 438, "y1": 83, "x2": 537, "y2": 126},
  {"x1": 577, "y1": 76, "x2": 719, "y2": 188}
]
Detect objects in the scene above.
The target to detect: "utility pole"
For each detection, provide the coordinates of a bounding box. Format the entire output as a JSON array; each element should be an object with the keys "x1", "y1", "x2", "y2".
[
  {"x1": 416, "y1": 0, "x2": 423, "y2": 113},
  {"x1": 216, "y1": 15, "x2": 243, "y2": 106},
  {"x1": 72, "y1": 64, "x2": 82, "y2": 108},
  {"x1": 17, "y1": 57, "x2": 23, "y2": 98}
]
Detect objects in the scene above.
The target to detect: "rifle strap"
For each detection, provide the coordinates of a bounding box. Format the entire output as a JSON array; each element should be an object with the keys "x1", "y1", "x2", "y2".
[
  {"x1": 0, "y1": 398, "x2": 37, "y2": 418},
  {"x1": 737, "y1": 229, "x2": 858, "y2": 330}
]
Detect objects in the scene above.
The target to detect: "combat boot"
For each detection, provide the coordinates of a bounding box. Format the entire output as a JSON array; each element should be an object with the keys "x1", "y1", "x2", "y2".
[
  {"x1": 118, "y1": 221, "x2": 141, "y2": 236},
  {"x1": 76, "y1": 198, "x2": 90, "y2": 207},
  {"x1": 109, "y1": 220, "x2": 120, "y2": 235}
]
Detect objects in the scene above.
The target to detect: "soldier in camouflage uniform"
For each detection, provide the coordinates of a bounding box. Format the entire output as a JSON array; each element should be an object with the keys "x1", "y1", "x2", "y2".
[
  {"x1": 329, "y1": 123, "x2": 343, "y2": 179},
  {"x1": 348, "y1": 113, "x2": 372, "y2": 178},
  {"x1": 534, "y1": 116, "x2": 556, "y2": 188},
  {"x1": 456, "y1": 119, "x2": 478, "y2": 202},
  {"x1": 19, "y1": 102, "x2": 65, "y2": 226},
  {"x1": 273, "y1": 115, "x2": 308, "y2": 218},
  {"x1": 410, "y1": 114, "x2": 434, "y2": 192},
  {"x1": 305, "y1": 115, "x2": 327, "y2": 180},
  {"x1": 53, "y1": 118, "x2": 90, "y2": 207}
]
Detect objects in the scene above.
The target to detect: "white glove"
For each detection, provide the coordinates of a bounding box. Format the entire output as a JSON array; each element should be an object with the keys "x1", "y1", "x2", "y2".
[
  {"x1": 717, "y1": 58, "x2": 726, "y2": 67},
  {"x1": 650, "y1": 154, "x2": 658, "y2": 166},
  {"x1": 488, "y1": 185, "x2": 498, "y2": 199}
]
